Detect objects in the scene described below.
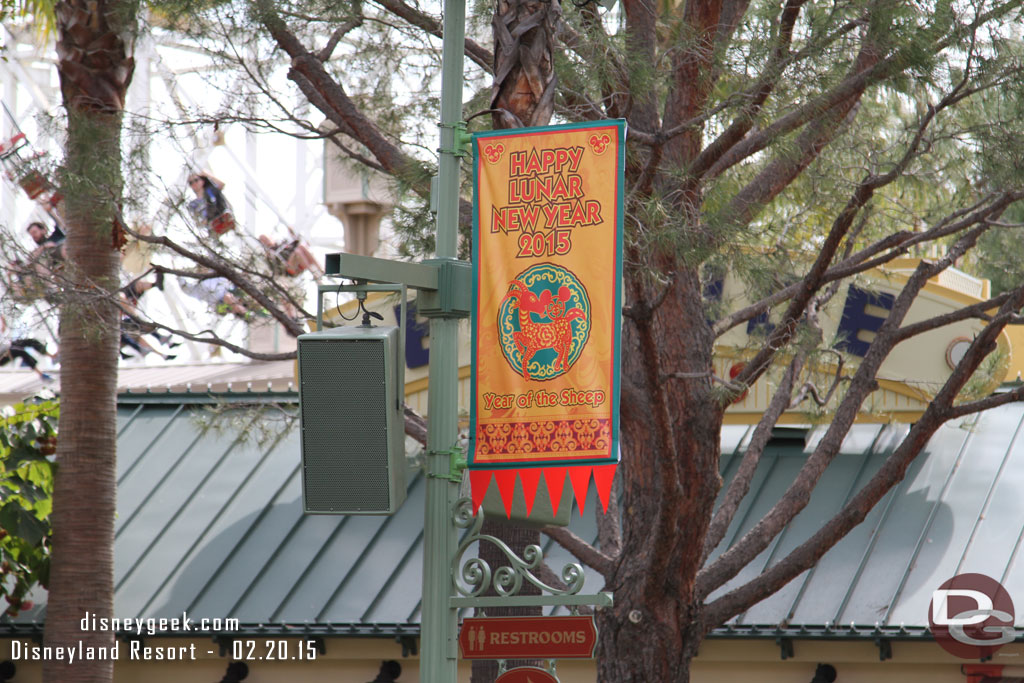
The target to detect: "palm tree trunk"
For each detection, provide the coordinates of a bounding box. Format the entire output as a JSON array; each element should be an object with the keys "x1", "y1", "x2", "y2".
[
  {"x1": 490, "y1": 0, "x2": 561, "y2": 128},
  {"x1": 44, "y1": 1, "x2": 134, "y2": 680}
]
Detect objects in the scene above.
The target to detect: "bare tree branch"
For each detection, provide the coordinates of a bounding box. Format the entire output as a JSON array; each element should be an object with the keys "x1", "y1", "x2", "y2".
[
  {"x1": 701, "y1": 288, "x2": 1024, "y2": 627},
  {"x1": 701, "y1": 357, "x2": 802, "y2": 563},
  {"x1": 119, "y1": 309, "x2": 296, "y2": 361},
  {"x1": 318, "y1": 17, "x2": 364, "y2": 62},
  {"x1": 371, "y1": 0, "x2": 494, "y2": 72},
  {"x1": 697, "y1": 224, "x2": 998, "y2": 601},
  {"x1": 543, "y1": 525, "x2": 614, "y2": 578},
  {"x1": 123, "y1": 226, "x2": 306, "y2": 336}
]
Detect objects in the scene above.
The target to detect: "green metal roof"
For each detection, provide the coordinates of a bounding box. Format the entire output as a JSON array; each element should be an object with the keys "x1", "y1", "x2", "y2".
[
  {"x1": 709, "y1": 398, "x2": 1024, "y2": 639},
  {"x1": 6, "y1": 391, "x2": 1024, "y2": 643},
  {"x1": 6, "y1": 392, "x2": 601, "y2": 638}
]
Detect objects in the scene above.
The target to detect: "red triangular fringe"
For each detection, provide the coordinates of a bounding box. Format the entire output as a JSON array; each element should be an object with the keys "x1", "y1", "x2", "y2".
[
  {"x1": 543, "y1": 467, "x2": 568, "y2": 517},
  {"x1": 568, "y1": 466, "x2": 593, "y2": 514},
  {"x1": 469, "y1": 470, "x2": 493, "y2": 515},
  {"x1": 494, "y1": 470, "x2": 517, "y2": 518},
  {"x1": 592, "y1": 464, "x2": 617, "y2": 513},
  {"x1": 519, "y1": 469, "x2": 542, "y2": 517}
]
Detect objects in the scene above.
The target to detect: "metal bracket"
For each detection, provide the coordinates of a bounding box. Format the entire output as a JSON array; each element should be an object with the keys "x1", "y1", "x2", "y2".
[
  {"x1": 418, "y1": 258, "x2": 472, "y2": 318},
  {"x1": 438, "y1": 121, "x2": 472, "y2": 158},
  {"x1": 214, "y1": 635, "x2": 232, "y2": 657},
  {"x1": 449, "y1": 497, "x2": 614, "y2": 611},
  {"x1": 324, "y1": 253, "x2": 439, "y2": 289},
  {"x1": 875, "y1": 636, "x2": 892, "y2": 661},
  {"x1": 396, "y1": 634, "x2": 418, "y2": 657},
  {"x1": 425, "y1": 445, "x2": 466, "y2": 483},
  {"x1": 322, "y1": 252, "x2": 471, "y2": 318},
  {"x1": 776, "y1": 636, "x2": 794, "y2": 660}
]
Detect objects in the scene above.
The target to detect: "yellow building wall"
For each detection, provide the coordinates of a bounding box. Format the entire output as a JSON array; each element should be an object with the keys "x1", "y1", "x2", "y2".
[{"x1": 692, "y1": 638, "x2": 999, "y2": 683}]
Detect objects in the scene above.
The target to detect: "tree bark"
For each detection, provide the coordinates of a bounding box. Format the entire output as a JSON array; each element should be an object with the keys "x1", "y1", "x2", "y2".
[{"x1": 44, "y1": 0, "x2": 134, "y2": 680}]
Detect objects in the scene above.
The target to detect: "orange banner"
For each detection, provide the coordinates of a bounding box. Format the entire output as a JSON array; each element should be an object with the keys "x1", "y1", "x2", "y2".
[{"x1": 469, "y1": 121, "x2": 624, "y2": 510}]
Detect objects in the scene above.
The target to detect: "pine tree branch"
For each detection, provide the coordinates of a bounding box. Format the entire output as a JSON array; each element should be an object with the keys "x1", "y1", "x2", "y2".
[
  {"x1": 543, "y1": 526, "x2": 613, "y2": 578},
  {"x1": 371, "y1": 0, "x2": 494, "y2": 72},
  {"x1": 317, "y1": 17, "x2": 364, "y2": 62},
  {"x1": 703, "y1": 1, "x2": 1020, "y2": 181},
  {"x1": 257, "y1": 1, "x2": 427, "y2": 180},
  {"x1": 697, "y1": 227, "x2": 999, "y2": 601},
  {"x1": 710, "y1": 193, "x2": 1021, "y2": 338},
  {"x1": 894, "y1": 289, "x2": 1017, "y2": 343},
  {"x1": 620, "y1": 0, "x2": 661, "y2": 137},
  {"x1": 712, "y1": 75, "x2": 1010, "y2": 356},
  {"x1": 686, "y1": 0, "x2": 806, "y2": 179},
  {"x1": 701, "y1": 358, "x2": 801, "y2": 563},
  {"x1": 701, "y1": 289, "x2": 1024, "y2": 628},
  {"x1": 660, "y1": 0, "x2": 723, "y2": 169},
  {"x1": 257, "y1": 6, "x2": 476, "y2": 233}
]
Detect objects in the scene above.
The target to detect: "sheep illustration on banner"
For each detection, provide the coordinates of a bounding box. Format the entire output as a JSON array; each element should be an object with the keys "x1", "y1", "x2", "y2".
[{"x1": 469, "y1": 120, "x2": 625, "y2": 518}]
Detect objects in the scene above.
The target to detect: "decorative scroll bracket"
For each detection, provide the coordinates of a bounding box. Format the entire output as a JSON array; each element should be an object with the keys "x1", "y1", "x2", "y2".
[{"x1": 449, "y1": 497, "x2": 613, "y2": 611}]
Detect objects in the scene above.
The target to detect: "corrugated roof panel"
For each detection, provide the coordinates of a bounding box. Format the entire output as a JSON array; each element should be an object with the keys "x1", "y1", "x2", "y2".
[
  {"x1": 309, "y1": 483, "x2": 432, "y2": 623},
  {"x1": 116, "y1": 407, "x2": 199, "y2": 533},
  {"x1": 739, "y1": 448, "x2": 883, "y2": 625},
  {"x1": 785, "y1": 449, "x2": 899, "y2": 626},
  {"x1": 180, "y1": 496, "x2": 309, "y2": 620},
  {"x1": 234, "y1": 509, "x2": 396, "y2": 623},
  {"x1": 805, "y1": 422, "x2": 887, "y2": 455},
  {"x1": 357, "y1": 527, "x2": 425, "y2": 624},
  {"x1": 831, "y1": 424, "x2": 968, "y2": 626},
  {"x1": 708, "y1": 404, "x2": 1024, "y2": 631},
  {"x1": 888, "y1": 409, "x2": 1024, "y2": 627},
  {"x1": 113, "y1": 418, "x2": 247, "y2": 588},
  {"x1": 134, "y1": 436, "x2": 301, "y2": 618},
  {"x1": 962, "y1": 415, "x2": 1024, "y2": 583},
  {"x1": 14, "y1": 393, "x2": 1024, "y2": 637}
]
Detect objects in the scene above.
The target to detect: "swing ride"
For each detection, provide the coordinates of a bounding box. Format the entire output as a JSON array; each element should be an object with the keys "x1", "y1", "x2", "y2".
[{"x1": 0, "y1": 20, "x2": 342, "y2": 374}]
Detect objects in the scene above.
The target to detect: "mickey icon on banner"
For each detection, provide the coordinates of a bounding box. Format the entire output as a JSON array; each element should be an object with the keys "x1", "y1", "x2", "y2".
[{"x1": 499, "y1": 263, "x2": 590, "y2": 381}]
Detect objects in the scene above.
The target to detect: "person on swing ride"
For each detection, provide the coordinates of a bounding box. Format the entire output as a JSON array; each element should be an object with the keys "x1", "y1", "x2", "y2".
[{"x1": 186, "y1": 171, "x2": 234, "y2": 234}]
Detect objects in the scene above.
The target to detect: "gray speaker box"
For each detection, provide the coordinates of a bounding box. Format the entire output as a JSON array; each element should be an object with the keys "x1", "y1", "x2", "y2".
[{"x1": 297, "y1": 325, "x2": 407, "y2": 514}]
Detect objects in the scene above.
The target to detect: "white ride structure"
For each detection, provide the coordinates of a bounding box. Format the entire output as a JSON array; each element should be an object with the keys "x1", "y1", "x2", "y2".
[{"x1": 0, "y1": 19, "x2": 394, "y2": 364}]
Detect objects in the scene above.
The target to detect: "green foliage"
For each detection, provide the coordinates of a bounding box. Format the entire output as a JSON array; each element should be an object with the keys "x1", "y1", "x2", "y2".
[
  {"x1": 6, "y1": 0, "x2": 57, "y2": 39},
  {"x1": 0, "y1": 397, "x2": 57, "y2": 618},
  {"x1": 191, "y1": 401, "x2": 297, "y2": 450},
  {"x1": 974, "y1": 204, "x2": 1024, "y2": 295}
]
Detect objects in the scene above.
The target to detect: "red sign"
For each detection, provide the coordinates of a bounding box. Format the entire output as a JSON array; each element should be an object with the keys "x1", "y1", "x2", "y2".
[
  {"x1": 459, "y1": 615, "x2": 597, "y2": 659},
  {"x1": 496, "y1": 667, "x2": 559, "y2": 683}
]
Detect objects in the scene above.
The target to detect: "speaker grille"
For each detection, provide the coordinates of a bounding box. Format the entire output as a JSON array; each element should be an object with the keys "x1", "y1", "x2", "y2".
[{"x1": 300, "y1": 339, "x2": 390, "y2": 512}]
